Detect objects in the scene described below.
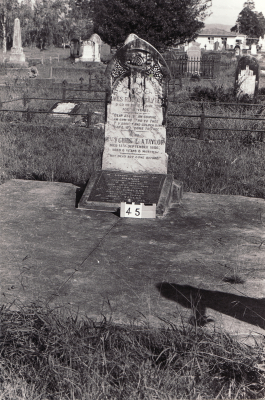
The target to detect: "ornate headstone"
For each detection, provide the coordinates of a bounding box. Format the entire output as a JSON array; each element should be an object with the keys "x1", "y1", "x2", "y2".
[
  {"x1": 8, "y1": 18, "x2": 27, "y2": 66},
  {"x1": 235, "y1": 56, "x2": 259, "y2": 100},
  {"x1": 79, "y1": 35, "x2": 182, "y2": 216}
]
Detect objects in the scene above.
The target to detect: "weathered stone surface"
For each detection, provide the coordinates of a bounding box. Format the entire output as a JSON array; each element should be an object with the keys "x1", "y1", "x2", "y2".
[
  {"x1": 102, "y1": 36, "x2": 171, "y2": 174},
  {"x1": 235, "y1": 55, "x2": 259, "y2": 100}
]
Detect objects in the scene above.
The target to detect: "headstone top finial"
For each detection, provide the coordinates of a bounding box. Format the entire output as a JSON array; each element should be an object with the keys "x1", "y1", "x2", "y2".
[{"x1": 124, "y1": 33, "x2": 139, "y2": 45}]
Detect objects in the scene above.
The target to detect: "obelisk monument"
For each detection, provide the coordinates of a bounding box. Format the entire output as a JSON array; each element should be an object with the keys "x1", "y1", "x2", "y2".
[{"x1": 9, "y1": 18, "x2": 27, "y2": 65}]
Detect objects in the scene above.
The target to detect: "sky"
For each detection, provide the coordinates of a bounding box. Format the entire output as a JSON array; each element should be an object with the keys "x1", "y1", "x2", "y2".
[{"x1": 205, "y1": 0, "x2": 265, "y2": 27}]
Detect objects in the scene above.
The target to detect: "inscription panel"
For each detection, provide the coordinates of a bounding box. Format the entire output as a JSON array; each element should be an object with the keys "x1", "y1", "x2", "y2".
[
  {"x1": 102, "y1": 73, "x2": 168, "y2": 174},
  {"x1": 87, "y1": 171, "x2": 166, "y2": 203}
]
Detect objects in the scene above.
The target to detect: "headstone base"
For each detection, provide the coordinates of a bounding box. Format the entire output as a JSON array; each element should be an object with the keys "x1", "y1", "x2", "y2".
[
  {"x1": 8, "y1": 50, "x2": 28, "y2": 66},
  {"x1": 78, "y1": 171, "x2": 182, "y2": 216}
]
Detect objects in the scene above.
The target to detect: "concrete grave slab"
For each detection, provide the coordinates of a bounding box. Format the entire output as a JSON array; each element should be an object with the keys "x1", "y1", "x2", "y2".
[
  {"x1": 1, "y1": 179, "x2": 265, "y2": 345},
  {"x1": 49, "y1": 102, "x2": 90, "y2": 126}
]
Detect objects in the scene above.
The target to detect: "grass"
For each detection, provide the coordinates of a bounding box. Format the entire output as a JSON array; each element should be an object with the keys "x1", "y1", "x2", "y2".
[{"x1": 1, "y1": 302, "x2": 265, "y2": 400}]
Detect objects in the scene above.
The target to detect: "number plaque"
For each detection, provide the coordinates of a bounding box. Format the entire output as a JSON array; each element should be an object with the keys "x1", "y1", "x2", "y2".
[{"x1": 120, "y1": 202, "x2": 156, "y2": 219}]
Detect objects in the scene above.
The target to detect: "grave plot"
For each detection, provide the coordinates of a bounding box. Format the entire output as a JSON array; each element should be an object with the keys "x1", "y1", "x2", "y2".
[{"x1": 78, "y1": 34, "x2": 182, "y2": 216}]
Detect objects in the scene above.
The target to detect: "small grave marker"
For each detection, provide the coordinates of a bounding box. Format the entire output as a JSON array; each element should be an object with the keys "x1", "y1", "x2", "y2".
[
  {"x1": 235, "y1": 56, "x2": 259, "y2": 100},
  {"x1": 187, "y1": 41, "x2": 201, "y2": 74}
]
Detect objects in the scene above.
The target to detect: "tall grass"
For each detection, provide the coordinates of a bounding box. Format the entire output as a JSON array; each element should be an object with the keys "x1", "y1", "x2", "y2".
[{"x1": 1, "y1": 302, "x2": 265, "y2": 400}]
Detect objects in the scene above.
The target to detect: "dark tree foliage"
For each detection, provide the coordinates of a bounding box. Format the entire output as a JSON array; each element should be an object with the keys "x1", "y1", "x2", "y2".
[
  {"x1": 92, "y1": 0, "x2": 211, "y2": 49},
  {"x1": 231, "y1": 6, "x2": 265, "y2": 38}
]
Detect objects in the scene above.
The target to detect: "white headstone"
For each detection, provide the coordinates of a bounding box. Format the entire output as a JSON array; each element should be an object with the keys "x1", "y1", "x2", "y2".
[
  {"x1": 79, "y1": 40, "x2": 95, "y2": 62},
  {"x1": 9, "y1": 18, "x2": 26, "y2": 64},
  {"x1": 102, "y1": 35, "x2": 171, "y2": 174},
  {"x1": 251, "y1": 44, "x2": 257, "y2": 55},
  {"x1": 89, "y1": 33, "x2": 101, "y2": 62},
  {"x1": 187, "y1": 41, "x2": 201, "y2": 74}
]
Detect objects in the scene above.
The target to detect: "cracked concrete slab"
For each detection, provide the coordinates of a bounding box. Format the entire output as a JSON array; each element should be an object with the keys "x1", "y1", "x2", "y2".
[{"x1": 0, "y1": 179, "x2": 264, "y2": 346}]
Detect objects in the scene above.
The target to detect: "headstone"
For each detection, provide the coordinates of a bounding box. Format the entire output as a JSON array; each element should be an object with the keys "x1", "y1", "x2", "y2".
[
  {"x1": 259, "y1": 36, "x2": 265, "y2": 52},
  {"x1": 79, "y1": 40, "x2": 95, "y2": 62},
  {"x1": 235, "y1": 45, "x2": 240, "y2": 56},
  {"x1": 124, "y1": 33, "x2": 139, "y2": 45},
  {"x1": 187, "y1": 41, "x2": 201, "y2": 74},
  {"x1": 89, "y1": 33, "x2": 101, "y2": 62},
  {"x1": 8, "y1": 18, "x2": 27, "y2": 66},
  {"x1": 101, "y1": 43, "x2": 111, "y2": 58},
  {"x1": 70, "y1": 38, "x2": 81, "y2": 59},
  {"x1": 214, "y1": 41, "x2": 219, "y2": 51},
  {"x1": 79, "y1": 35, "x2": 182, "y2": 216},
  {"x1": 251, "y1": 43, "x2": 257, "y2": 55},
  {"x1": 235, "y1": 56, "x2": 259, "y2": 100}
]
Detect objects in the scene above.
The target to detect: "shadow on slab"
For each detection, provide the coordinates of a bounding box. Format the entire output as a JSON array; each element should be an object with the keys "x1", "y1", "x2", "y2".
[{"x1": 156, "y1": 282, "x2": 265, "y2": 329}]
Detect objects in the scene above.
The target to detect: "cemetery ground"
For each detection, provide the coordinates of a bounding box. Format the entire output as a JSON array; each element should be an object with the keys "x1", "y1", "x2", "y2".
[{"x1": 0, "y1": 49, "x2": 265, "y2": 399}]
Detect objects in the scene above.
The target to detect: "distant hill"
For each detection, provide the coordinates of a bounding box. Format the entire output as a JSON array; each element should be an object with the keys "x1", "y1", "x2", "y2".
[{"x1": 205, "y1": 24, "x2": 233, "y2": 32}]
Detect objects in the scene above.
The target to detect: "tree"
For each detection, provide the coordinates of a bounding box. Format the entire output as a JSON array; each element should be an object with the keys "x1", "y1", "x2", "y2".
[
  {"x1": 0, "y1": 0, "x2": 19, "y2": 52},
  {"x1": 231, "y1": 4, "x2": 265, "y2": 39},
  {"x1": 91, "y1": 0, "x2": 212, "y2": 49},
  {"x1": 33, "y1": 0, "x2": 70, "y2": 47}
]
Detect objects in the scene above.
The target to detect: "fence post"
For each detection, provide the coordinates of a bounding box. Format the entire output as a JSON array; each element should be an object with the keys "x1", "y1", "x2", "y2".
[
  {"x1": 86, "y1": 111, "x2": 91, "y2": 127},
  {"x1": 26, "y1": 107, "x2": 31, "y2": 122},
  {"x1": 62, "y1": 80, "x2": 67, "y2": 101},
  {"x1": 49, "y1": 66, "x2": 53, "y2": 79},
  {"x1": 80, "y1": 77, "x2": 84, "y2": 90},
  {"x1": 199, "y1": 102, "x2": 205, "y2": 140},
  {"x1": 23, "y1": 93, "x2": 28, "y2": 108}
]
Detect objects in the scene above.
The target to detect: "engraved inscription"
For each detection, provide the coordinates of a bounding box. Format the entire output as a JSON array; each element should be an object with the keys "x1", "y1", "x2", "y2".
[{"x1": 88, "y1": 172, "x2": 166, "y2": 203}]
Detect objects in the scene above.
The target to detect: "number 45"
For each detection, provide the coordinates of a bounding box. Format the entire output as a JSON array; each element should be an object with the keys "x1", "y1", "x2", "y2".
[{"x1": 125, "y1": 206, "x2": 141, "y2": 218}]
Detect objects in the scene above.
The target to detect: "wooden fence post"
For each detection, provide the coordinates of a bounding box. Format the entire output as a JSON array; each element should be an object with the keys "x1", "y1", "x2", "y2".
[
  {"x1": 86, "y1": 111, "x2": 91, "y2": 127},
  {"x1": 62, "y1": 80, "x2": 67, "y2": 101},
  {"x1": 27, "y1": 107, "x2": 31, "y2": 122},
  {"x1": 199, "y1": 102, "x2": 205, "y2": 140},
  {"x1": 23, "y1": 93, "x2": 28, "y2": 108},
  {"x1": 80, "y1": 77, "x2": 84, "y2": 90}
]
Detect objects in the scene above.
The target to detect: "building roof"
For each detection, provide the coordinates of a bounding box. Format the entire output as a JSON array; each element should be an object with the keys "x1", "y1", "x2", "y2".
[{"x1": 198, "y1": 27, "x2": 237, "y2": 37}]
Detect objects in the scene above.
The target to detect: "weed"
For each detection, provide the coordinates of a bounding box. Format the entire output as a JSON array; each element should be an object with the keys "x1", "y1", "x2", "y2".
[{"x1": 0, "y1": 302, "x2": 265, "y2": 399}]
